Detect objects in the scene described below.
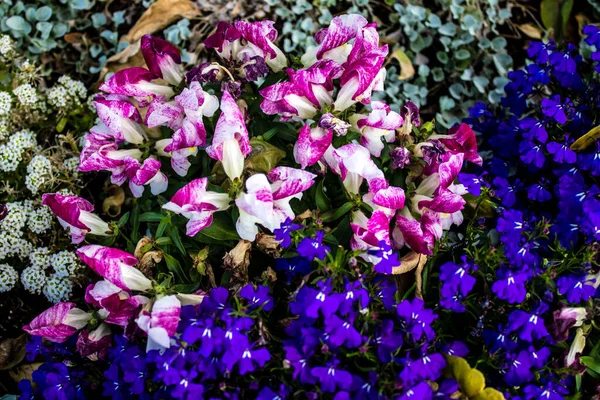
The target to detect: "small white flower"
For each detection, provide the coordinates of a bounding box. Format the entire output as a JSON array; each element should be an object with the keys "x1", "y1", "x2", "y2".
[
  {"x1": 13, "y1": 83, "x2": 38, "y2": 105},
  {"x1": 0, "y1": 202, "x2": 28, "y2": 234},
  {"x1": 0, "y1": 263, "x2": 18, "y2": 292},
  {"x1": 0, "y1": 92, "x2": 12, "y2": 116},
  {"x1": 30, "y1": 247, "x2": 52, "y2": 269},
  {"x1": 21, "y1": 265, "x2": 46, "y2": 294},
  {"x1": 50, "y1": 250, "x2": 80, "y2": 278},
  {"x1": 43, "y1": 274, "x2": 73, "y2": 303},
  {"x1": 25, "y1": 154, "x2": 52, "y2": 194},
  {"x1": 28, "y1": 206, "x2": 54, "y2": 234},
  {"x1": 0, "y1": 35, "x2": 14, "y2": 57}
]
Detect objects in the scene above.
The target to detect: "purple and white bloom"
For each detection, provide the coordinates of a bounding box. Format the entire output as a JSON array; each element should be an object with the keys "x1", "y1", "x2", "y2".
[
  {"x1": 333, "y1": 23, "x2": 388, "y2": 111},
  {"x1": 136, "y1": 295, "x2": 181, "y2": 351},
  {"x1": 23, "y1": 302, "x2": 92, "y2": 343},
  {"x1": 94, "y1": 95, "x2": 147, "y2": 144},
  {"x1": 350, "y1": 101, "x2": 403, "y2": 156},
  {"x1": 293, "y1": 124, "x2": 333, "y2": 169},
  {"x1": 42, "y1": 193, "x2": 110, "y2": 244},
  {"x1": 236, "y1": 167, "x2": 316, "y2": 241},
  {"x1": 140, "y1": 34, "x2": 183, "y2": 85},
  {"x1": 260, "y1": 60, "x2": 343, "y2": 121},
  {"x1": 233, "y1": 20, "x2": 287, "y2": 72},
  {"x1": 99, "y1": 67, "x2": 174, "y2": 106},
  {"x1": 75, "y1": 323, "x2": 112, "y2": 360},
  {"x1": 76, "y1": 245, "x2": 152, "y2": 292},
  {"x1": 162, "y1": 178, "x2": 231, "y2": 236},
  {"x1": 205, "y1": 21, "x2": 243, "y2": 61},
  {"x1": 301, "y1": 14, "x2": 369, "y2": 66},
  {"x1": 155, "y1": 139, "x2": 198, "y2": 177},
  {"x1": 550, "y1": 306, "x2": 587, "y2": 342},
  {"x1": 84, "y1": 280, "x2": 150, "y2": 327},
  {"x1": 319, "y1": 113, "x2": 351, "y2": 136},
  {"x1": 206, "y1": 89, "x2": 252, "y2": 180},
  {"x1": 78, "y1": 133, "x2": 143, "y2": 184},
  {"x1": 324, "y1": 143, "x2": 388, "y2": 194},
  {"x1": 393, "y1": 208, "x2": 442, "y2": 255},
  {"x1": 350, "y1": 209, "x2": 393, "y2": 261},
  {"x1": 565, "y1": 328, "x2": 586, "y2": 368},
  {"x1": 399, "y1": 101, "x2": 421, "y2": 136},
  {"x1": 123, "y1": 157, "x2": 168, "y2": 198}
]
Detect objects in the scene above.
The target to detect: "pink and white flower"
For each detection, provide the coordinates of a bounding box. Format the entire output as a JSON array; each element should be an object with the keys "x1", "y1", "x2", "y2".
[
  {"x1": 236, "y1": 167, "x2": 316, "y2": 241},
  {"x1": 333, "y1": 23, "x2": 388, "y2": 111},
  {"x1": 94, "y1": 94, "x2": 147, "y2": 144},
  {"x1": 260, "y1": 60, "x2": 342, "y2": 121},
  {"x1": 319, "y1": 113, "x2": 351, "y2": 136},
  {"x1": 233, "y1": 20, "x2": 288, "y2": 72},
  {"x1": 76, "y1": 323, "x2": 112, "y2": 360},
  {"x1": 141, "y1": 34, "x2": 183, "y2": 86},
  {"x1": 99, "y1": 67, "x2": 174, "y2": 106},
  {"x1": 123, "y1": 157, "x2": 168, "y2": 198},
  {"x1": 204, "y1": 22, "x2": 243, "y2": 61},
  {"x1": 23, "y1": 302, "x2": 92, "y2": 343},
  {"x1": 206, "y1": 89, "x2": 252, "y2": 180},
  {"x1": 350, "y1": 101, "x2": 403, "y2": 157},
  {"x1": 323, "y1": 144, "x2": 388, "y2": 194},
  {"x1": 429, "y1": 123, "x2": 482, "y2": 166},
  {"x1": 136, "y1": 295, "x2": 181, "y2": 351},
  {"x1": 162, "y1": 178, "x2": 231, "y2": 236},
  {"x1": 393, "y1": 208, "x2": 442, "y2": 255},
  {"x1": 293, "y1": 124, "x2": 333, "y2": 169},
  {"x1": 77, "y1": 245, "x2": 152, "y2": 292},
  {"x1": 42, "y1": 193, "x2": 110, "y2": 244},
  {"x1": 301, "y1": 14, "x2": 368, "y2": 66},
  {"x1": 84, "y1": 280, "x2": 149, "y2": 327}
]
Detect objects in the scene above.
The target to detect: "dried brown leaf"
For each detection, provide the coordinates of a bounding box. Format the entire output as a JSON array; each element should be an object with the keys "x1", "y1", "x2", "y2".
[
  {"x1": 103, "y1": 185, "x2": 125, "y2": 217},
  {"x1": 389, "y1": 48, "x2": 415, "y2": 80},
  {"x1": 392, "y1": 252, "x2": 427, "y2": 275},
  {"x1": 9, "y1": 362, "x2": 43, "y2": 383},
  {"x1": 517, "y1": 23, "x2": 543, "y2": 39},
  {"x1": 0, "y1": 334, "x2": 27, "y2": 370}
]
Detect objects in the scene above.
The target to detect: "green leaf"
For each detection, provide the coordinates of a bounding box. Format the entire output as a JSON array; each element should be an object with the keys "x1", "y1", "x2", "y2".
[
  {"x1": 131, "y1": 204, "x2": 140, "y2": 243},
  {"x1": 117, "y1": 211, "x2": 130, "y2": 227},
  {"x1": 6, "y1": 16, "x2": 32, "y2": 33},
  {"x1": 581, "y1": 356, "x2": 600, "y2": 374},
  {"x1": 56, "y1": 117, "x2": 68, "y2": 133},
  {"x1": 156, "y1": 215, "x2": 171, "y2": 238},
  {"x1": 322, "y1": 202, "x2": 354, "y2": 222},
  {"x1": 172, "y1": 283, "x2": 199, "y2": 293},
  {"x1": 162, "y1": 253, "x2": 187, "y2": 283},
  {"x1": 315, "y1": 179, "x2": 331, "y2": 212},
  {"x1": 194, "y1": 213, "x2": 239, "y2": 244},
  {"x1": 169, "y1": 226, "x2": 187, "y2": 256},
  {"x1": 139, "y1": 212, "x2": 164, "y2": 222},
  {"x1": 560, "y1": 0, "x2": 574, "y2": 36},
  {"x1": 541, "y1": 0, "x2": 559, "y2": 32},
  {"x1": 35, "y1": 6, "x2": 52, "y2": 22}
]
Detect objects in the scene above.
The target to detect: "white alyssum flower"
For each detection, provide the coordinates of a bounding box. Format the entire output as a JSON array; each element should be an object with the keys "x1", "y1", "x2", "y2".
[
  {"x1": 47, "y1": 76, "x2": 87, "y2": 109},
  {"x1": 25, "y1": 154, "x2": 52, "y2": 194},
  {"x1": 13, "y1": 83, "x2": 38, "y2": 105},
  {"x1": 0, "y1": 35, "x2": 14, "y2": 57},
  {"x1": 27, "y1": 206, "x2": 54, "y2": 234},
  {"x1": 30, "y1": 247, "x2": 51, "y2": 269},
  {"x1": 0, "y1": 92, "x2": 12, "y2": 116},
  {"x1": 0, "y1": 117, "x2": 8, "y2": 141},
  {"x1": 50, "y1": 250, "x2": 80, "y2": 278},
  {"x1": 43, "y1": 274, "x2": 73, "y2": 303},
  {"x1": 0, "y1": 263, "x2": 18, "y2": 292},
  {"x1": 0, "y1": 129, "x2": 37, "y2": 172},
  {"x1": 0, "y1": 202, "x2": 28, "y2": 234},
  {"x1": 63, "y1": 157, "x2": 80, "y2": 177},
  {"x1": 21, "y1": 265, "x2": 46, "y2": 294}
]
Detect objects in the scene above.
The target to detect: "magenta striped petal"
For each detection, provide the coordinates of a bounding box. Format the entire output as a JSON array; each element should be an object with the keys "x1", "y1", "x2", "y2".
[
  {"x1": 315, "y1": 14, "x2": 368, "y2": 60},
  {"x1": 99, "y1": 67, "x2": 156, "y2": 97},
  {"x1": 439, "y1": 123, "x2": 483, "y2": 166},
  {"x1": 372, "y1": 186, "x2": 405, "y2": 210},
  {"x1": 23, "y1": 302, "x2": 89, "y2": 343},
  {"x1": 268, "y1": 166, "x2": 317, "y2": 200},
  {"x1": 206, "y1": 89, "x2": 251, "y2": 161},
  {"x1": 165, "y1": 119, "x2": 206, "y2": 151},
  {"x1": 42, "y1": 193, "x2": 93, "y2": 230},
  {"x1": 145, "y1": 99, "x2": 183, "y2": 129},
  {"x1": 205, "y1": 21, "x2": 242, "y2": 54},
  {"x1": 438, "y1": 153, "x2": 465, "y2": 188},
  {"x1": 136, "y1": 295, "x2": 181, "y2": 350},
  {"x1": 234, "y1": 20, "x2": 278, "y2": 58},
  {"x1": 141, "y1": 34, "x2": 182, "y2": 84},
  {"x1": 77, "y1": 245, "x2": 152, "y2": 292},
  {"x1": 293, "y1": 124, "x2": 333, "y2": 169},
  {"x1": 417, "y1": 189, "x2": 466, "y2": 214},
  {"x1": 95, "y1": 96, "x2": 145, "y2": 144}
]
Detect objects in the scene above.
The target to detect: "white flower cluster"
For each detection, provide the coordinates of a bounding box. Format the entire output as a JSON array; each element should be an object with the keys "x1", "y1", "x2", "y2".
[
  {"x1": 13, "y1": 83, "x2": 39, "y2": 106},
  {"x1": 0, "y1": 92, "x2": 11, "y2": 116},
  {"x1": 63, "y1": 156, "x2": 80, "y2": 177},
  {"x1": 0, "y1": 35, "x2": 14, "y2": 58},
  {"x1": 20, "y1": 247, "x2": 79, "y2": 302},
  {"x1": 25, "y1": 154, "x2": 52, "y2": 194},
  {"x1": 0, "y1": 129, "x2": 37, "y2": 172},
  {"x1": 0, "y1": 263, "x2": 18, "y2": 292},
  {"x1": 27, "y1": 205, "x2": 53, "y2": 234},
  {"x1": 47, "y1": 76, "x2": 88, "y2": 109}
]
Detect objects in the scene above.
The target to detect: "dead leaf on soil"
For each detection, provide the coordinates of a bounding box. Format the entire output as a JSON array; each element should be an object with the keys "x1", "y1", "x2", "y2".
[
  {"x1": 0, "y1": 334, "x2": 27, "y2": 371},
  {"x1": 392, "y1": 251, "x2": 427, "y2": 275},
  {"x1": 516, "y1": 23, "x2": 542, "y2": 39},
  {"x1": 389, "y1": 48, "x2": 415, "y2": 81},
  {"x1": 9, "y1": 362, "x2": 43, "y2": 383}
]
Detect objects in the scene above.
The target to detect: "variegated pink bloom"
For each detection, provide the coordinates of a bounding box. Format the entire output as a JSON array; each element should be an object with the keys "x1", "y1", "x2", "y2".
[
  {"x1": 350, "y1": 209, "x2": 392, "y2": 257},
  {"x1": 42, "y1": 193, "x2": 110, "y2": 244},
  {"x1": 155, "y1": 139, "x2": 198, "y2": 177},
  {"x1": 319, "y1": 113, "x2": 351, "y2": 136},
  {"x1": 293, "y1": 124, "x2": 333, "y2": 169},
  {"x1": 85, "y1": 280, "x2": 149, "y2": 327},
  {"x1": 99, "y1": 67, "x2": 174, "y2": 106},
  {"x1": 141, "y1": 34, "x2": 183, "y2": 85},
  {"x1": 431, "y1": 123, "x2": 483, "y2": 166},
  {"x1": 351, "y1": 101, "x2": 403, "y2": 157},
  {"x1": 94, "y1": 94, "x2": 147, "y2": 144},
  {"x1": 301, "y1": 14, "x2": 368, "y2": 66},
  {"x1": 123, "y1": 157, "x2": 168, "y2": 198},
  {"x1": 334, "y1": 23, "x2": 388, "y2": 111},
  {"x1": 236, "y1": 167, "x2": 316, "y2": 241},
  {"x1": 23, "y1": 302, "x2": 92, "y2": 343},
  {"x1": 76, "y1": 323, "x2": 112, "y2": 360},
  {"x1": 162, "y1": 177, "x2": 230, "y2": 236},
  {"x1": 260, "y1": 60, "x2": 342, "y2": 121},
  {"x1": 206, "y1": 89, "x2": 251, "y2": 180},
  {"x1": 323, "y1": 143, "x2": 388, "y2": 194},
  {"x1": 205, "y1": 21, "x2": 243, "y2": 61},
  {"x1": 77, "y1": 245, "x2": 152, "y2": 292},
  {"x1": 399, "y1": 100, "x2": 421, "y2": 136},
  {"x1": 233, "y1": 20, "x2": 287, "y2": 72},
  {"x1": 136, "y1": 295, "x2": 181, "y2": 351},
  {"x1": 393, "y1": 208, "x2": 442, "y2": 255}
]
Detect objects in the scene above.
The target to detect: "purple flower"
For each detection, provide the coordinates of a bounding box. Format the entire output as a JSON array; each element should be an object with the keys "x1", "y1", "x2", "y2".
[
  {"x1": 274, "y1": 256, "x2": 312, "y2": 283},
  {"x1": 519, "y1": 140, "x2": 546, "y2": 168},
  {"x1": 240, "y1": 284, "x2": 273, "y2": 312},
  {"x1": 458, "y1": 172, "x2": 487, "y2": 196},
  {"x1": 375, "y1": 319, "x2": 403, "y2": 362},
  {"x1": 527, "y1": 178, "x2": 552, "y2": 202},
  {"x1": 223, "y1": 343, "x2": 271, "y2": 375},
  {"x1": 398, "y1": 381, "x2": 433, "y2": 400},
  {"x1": 390, "y1": 146, "x2": 411, "y2": 169},
  {"x1": 483, "y1": 324, "x2": 517, "y2": 353},
  {"x1": 547, "y1": 140, "x2": 577, "y2": 164},
  {"x1": 284, "y1": 344, "x2": 316, "y2": 384},
  {"x1": 170, "y1": 370, "x2": 204, "y2": 399},
  {"x1": 297, "y1": 231, "x2": 330, "y2": 261},
  {"x1": 367, "y1": 240, "x2": 401, "y2": 274},
  {"x1": 439, "y1": 257, "x2": 477, "y2": 294},
  {"x1": 440, "y1": 283, "x2": 472, "y2": 313},
  {"x1": 297, "y1": 280, "x2": 341, "y2": 319},
  {"x1": 556, "y1": 273, "x2": 596, "y2": 303},
  {"x1": 325, "y1": 314, "x2": 362, "y2": 348},
  {"x1": 396, "y1": 298, "x2": 437, "y2": 342},
  {"x1": 442, "y1": 341, "x2": 469, "y2": 357},
  {"x1": 492, "y1": 177, "x2": 522, "y2": 208},
  {"x1": 492, "y1": 267, "x2": 529, "y2": 304},
  {"x1": 338, "y1": 280, "x2": 370, "y2": 315},
  {"x1": 497, "y1": 209, "x2": 524, "y2": 245},
  {"x1": 310, "y1": 361, "x2": 353, "y2": 393},
  {"x1": 412, "y1": 352, "x2": 446, "y2": 382},
  {"x1": 506, "y1": 302, "x2": 550, "y2": 342},
  {"x1": 526, "y1": 40, "x2": 555, "y2": 64},
  {"x1": 504, "y1": 350, "x2": 534, "y2": 386},
  {"x1": 519, "y1": 118, "x2": 548, "y2": 143},
  {"x1": 541, "y1": 95, "x2": 569, "y2": 124},
  {"x1": 273, "y1": 218, "x2": 303, "y2": 248}
]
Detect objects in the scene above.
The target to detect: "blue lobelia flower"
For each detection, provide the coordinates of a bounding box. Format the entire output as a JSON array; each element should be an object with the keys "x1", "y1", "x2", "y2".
[
  {"x1": 297, "y1": 231, "x2": 330, "y2": 261},
  {"x1": 273, "y1": 217, "x2": 303, "y2": 248},
  {"x1": 506, "y1": 302, "x2": 550, "y2": 342}
]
